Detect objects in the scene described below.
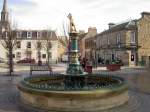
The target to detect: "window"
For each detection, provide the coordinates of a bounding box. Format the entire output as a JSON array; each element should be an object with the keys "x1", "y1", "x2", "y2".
[
  {"x1": 16, "y1": 41, "x2": 21, "y2": 49},
  {"x1": 107, "y1": 37, "x2": 110, "y2": 46},
  {"x1": 37, "y1": 32, "x2": 41, "y2": 38},
  {"x1": 27, "y1": 32, "x2": 32, "y2": 38},
  {"x1": 27, "y1": 42, "x2": 31, "y2": 48},
  {"x1": 16, "y1": 52, "x2": 21, "y2": 59},
  {"x1": 17, "y1": 32, "x2": 22, "y2": 38},
  {"x1": 13, "y1": 54, "x2": 15, "y2": 58},
  {"x1": 32, "y1": 31, "x2": 37, "y2": 38},
  {"x1": 22, "y1": 31, "x2": 27, "y2": 38},
  {"x1": 42, "y1": 31, "x2": 47, "y2": 37},
  {"x1": 116, "y1": 33, "x2": 121, "y2": 48},
  {"x1": 42, "y1": 54, "x2": 46, "y2": 59},
  {"x1": 131, "y1": 32, "x2": 136, "y2": 44},
  {"x1": 116, "y1": 33, "x2": 121, "y2": 44}
]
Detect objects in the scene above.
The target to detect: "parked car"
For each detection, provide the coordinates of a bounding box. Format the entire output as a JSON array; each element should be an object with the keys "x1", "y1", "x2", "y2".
[
  {"x1": 0, "y1": 58, "x2": 7, "y2": 63},
  {"x1": 0, "y1": 59, "x2": 4, "y2": 63},
  {"x1": 17, "y1": 58, "x2": 35, "y2": 64}
]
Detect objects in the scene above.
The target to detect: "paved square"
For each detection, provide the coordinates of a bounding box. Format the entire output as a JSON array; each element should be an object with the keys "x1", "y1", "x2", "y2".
[{"x1": 0, "y1": 64, "x2": 149, "y2": 112}]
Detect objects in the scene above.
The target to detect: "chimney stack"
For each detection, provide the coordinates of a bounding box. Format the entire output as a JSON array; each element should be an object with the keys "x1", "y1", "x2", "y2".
[
  {"x1": 108, "y1": 23, "x2": 115, "y2": 29},
  {"x1": 141, "y1": 12, "x2": 150, "y2": 18}
]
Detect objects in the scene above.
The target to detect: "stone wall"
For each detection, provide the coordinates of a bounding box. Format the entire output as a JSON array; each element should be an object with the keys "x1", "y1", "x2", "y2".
[
  {"x1": 137, "y1": 12, "x2": 150, "y2": 67},
  {"x1": 96, "y1": 30, "x2": 134, "y2": 65}
]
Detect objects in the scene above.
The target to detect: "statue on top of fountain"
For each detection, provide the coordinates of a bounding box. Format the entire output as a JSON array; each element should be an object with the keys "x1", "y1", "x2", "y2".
[{"x1": 68, "y1": 13, "x2": 77, "y2": 33}]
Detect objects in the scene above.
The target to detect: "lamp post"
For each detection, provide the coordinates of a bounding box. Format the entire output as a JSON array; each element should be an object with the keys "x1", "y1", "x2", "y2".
[{"x1": 93, "y1": 39, "x2": 97, "y2": 68}]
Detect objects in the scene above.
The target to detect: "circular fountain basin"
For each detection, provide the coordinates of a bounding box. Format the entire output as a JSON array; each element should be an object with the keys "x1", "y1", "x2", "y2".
[{"x1": 18, "y1": 74, "x2": 129, "y2": 112}]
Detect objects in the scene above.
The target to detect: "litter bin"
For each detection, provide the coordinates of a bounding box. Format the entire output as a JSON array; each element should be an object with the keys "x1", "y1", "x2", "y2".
[{"x1": 85, "y1": 65, "x2": 92, "y2": 73}]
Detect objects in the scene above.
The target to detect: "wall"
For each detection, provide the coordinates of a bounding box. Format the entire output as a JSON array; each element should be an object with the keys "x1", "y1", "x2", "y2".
[
  {"x1": 137, "y1": 13, "x2": 150, "y2": 67},
  {"x1": 0, "y1": 39, "x2": 59, "y2": 63}
]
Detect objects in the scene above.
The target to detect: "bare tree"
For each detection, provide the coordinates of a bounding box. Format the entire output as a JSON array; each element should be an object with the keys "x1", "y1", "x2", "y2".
[
  {"x1": 35, "y1": 40, "x2": 42, "y2": 66},
  {"x1": 0, "y1": 28, "x2": 19, "y2": 76},
  {"x1": 42, "y1": 31, "x2": 52, "y2": 67}
]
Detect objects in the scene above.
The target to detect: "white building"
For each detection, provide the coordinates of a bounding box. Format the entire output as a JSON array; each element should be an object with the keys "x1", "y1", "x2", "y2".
[{"x1": 0, "y1": 0, "x2": 66, "y2": 64}]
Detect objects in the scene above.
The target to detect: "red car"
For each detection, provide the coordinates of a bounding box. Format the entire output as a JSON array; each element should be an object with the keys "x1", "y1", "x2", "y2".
[{"x1": 17, "y1": 58, "x2": 35, "y2": 64}]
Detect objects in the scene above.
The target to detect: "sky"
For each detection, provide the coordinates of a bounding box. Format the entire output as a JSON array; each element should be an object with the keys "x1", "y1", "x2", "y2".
[{"x1": 0, "y1": 0, "x2": 150, "y2": 35}]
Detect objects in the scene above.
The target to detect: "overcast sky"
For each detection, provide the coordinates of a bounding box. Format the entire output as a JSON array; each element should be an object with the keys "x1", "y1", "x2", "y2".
[{"x1": 0, "y1": 0, "x2": 150, "y2": 35}]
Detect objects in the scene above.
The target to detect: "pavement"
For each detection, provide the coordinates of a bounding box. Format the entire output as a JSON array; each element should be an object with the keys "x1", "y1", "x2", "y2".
[{"x1": 0, "y1": 63, "x2": 149, "y2": 112}]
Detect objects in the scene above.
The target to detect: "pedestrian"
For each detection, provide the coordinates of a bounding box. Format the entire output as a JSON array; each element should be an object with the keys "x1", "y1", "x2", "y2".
[{"x1": 81, "y1": 58, "x2": 86, "y2": 70}]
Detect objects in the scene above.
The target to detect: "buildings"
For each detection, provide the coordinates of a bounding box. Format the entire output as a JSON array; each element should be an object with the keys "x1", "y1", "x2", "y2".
[
  {"x1": 75, "y1": 11, "x2": 150, "y2": 67},
  {"x1": 78, "y1": 30, "x2": 86, "y2": 59},
  {"x1": 96, "y1": 20, "x2": 138, "y2": 66},
  {"x1": 0, "y1": 30, "x2": 60, "y2": 63},
  {"x1": 78, "y1": 27, "x2": 97, "y2": 61},
  {"x1": 79, "y1": 27, "x2": 97, "y2": 60},
  {"x1": 85, "y1": 27, "x2": 97, "y2": 61},
  {"x1": 137, "y1": 12, "x2": 150, "y2": 67},
  {"x1": 96, "y1": 12, "x2": 150, "y2": 67},
  {"x1": 0, "y1": 0, "x2": 67, "y2": 63}
]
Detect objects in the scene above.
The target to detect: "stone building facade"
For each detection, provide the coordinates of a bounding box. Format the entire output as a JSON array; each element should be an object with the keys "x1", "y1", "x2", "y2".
[
  {"x1": 137, "y1": 12, "x2": 150, "y2": 67},
  {"x1": 78, "y1": 31, "x2": 87, "y2": 59},
  {"x1": 96, "y1": 12, "x2": 150, "y2": 67},
  {"x1": 96, "y1": 20, "x2": 138, "y2": 66},
  {"x1": 78, "y1": 27, "x2": 97, "y2": 61},
  {"x1": 84, "y1": 27, "x2": 97, "y2": 60}
]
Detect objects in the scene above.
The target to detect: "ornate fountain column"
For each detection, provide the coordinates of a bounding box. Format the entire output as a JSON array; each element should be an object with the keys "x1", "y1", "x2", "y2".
[{"x1": 66, "y1": 13, "x2": 84, "y2": 75}]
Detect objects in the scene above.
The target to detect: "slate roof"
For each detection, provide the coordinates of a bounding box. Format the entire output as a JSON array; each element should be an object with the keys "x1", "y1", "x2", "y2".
[
  {"x1": 97, "y1": 20, "x2": 137, "y2": 36},
  {"x1": 12, "y1": 30, "x2": 58, "y2": 40}
]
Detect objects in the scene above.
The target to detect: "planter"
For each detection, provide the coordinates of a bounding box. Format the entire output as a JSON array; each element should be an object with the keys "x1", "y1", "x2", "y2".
[
  {"x1": 84, "y1": 65, "x2": 92, "y2": 73},
  {"x1": 106, "y1": 64, "x2": 121, "y2": 71}
]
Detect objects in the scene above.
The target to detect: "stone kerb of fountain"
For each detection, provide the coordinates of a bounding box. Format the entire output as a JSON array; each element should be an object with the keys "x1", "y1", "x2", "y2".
[{"x1": 18, "y1": 14, "x2": 129, "y2": 112}]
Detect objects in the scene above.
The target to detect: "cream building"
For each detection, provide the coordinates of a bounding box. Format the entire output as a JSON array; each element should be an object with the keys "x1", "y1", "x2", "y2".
[
  {"x1": 0, "y1": 30, "x2": 61, "y2": 63},
  {"x1": 0, "y1": 0, "x2": 66, "y2": 64}
]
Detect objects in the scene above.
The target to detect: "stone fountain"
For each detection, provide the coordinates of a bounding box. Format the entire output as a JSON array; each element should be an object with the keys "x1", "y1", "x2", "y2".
[{"x1": 18, "y1": 14, "x2": 129, "y2": 112}]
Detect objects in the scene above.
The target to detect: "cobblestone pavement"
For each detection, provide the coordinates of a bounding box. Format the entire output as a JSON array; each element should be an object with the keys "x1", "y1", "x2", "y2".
[{"x1": 0, "y1": 65, "x2": 149, "y2": 112}]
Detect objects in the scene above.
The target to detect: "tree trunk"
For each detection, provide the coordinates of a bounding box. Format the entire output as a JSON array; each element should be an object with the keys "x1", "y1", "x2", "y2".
[
  {"x1": 38, "y1": 51, "x2": 42, "y2": 66},
  {"x1": 48, "y1": 53, "x2": 50, "y2": 67},
  {"x1": 9, "y1": 47, "x2": 14, "y2": 76},
  {"x1": 47, "y1": 50, "x2": 50, "y2": 67}
]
